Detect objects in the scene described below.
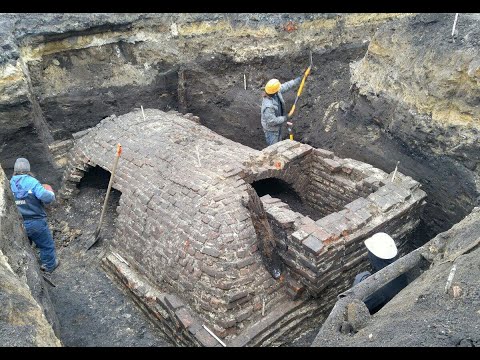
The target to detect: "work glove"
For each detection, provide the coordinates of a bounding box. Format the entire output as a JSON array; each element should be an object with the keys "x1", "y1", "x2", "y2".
[
  {"x1": 286, "y1": 112, "x2": 293, "y2": 125},
  {"x1": 43, "y1": 184, "x2": 54, "y2": 192}
]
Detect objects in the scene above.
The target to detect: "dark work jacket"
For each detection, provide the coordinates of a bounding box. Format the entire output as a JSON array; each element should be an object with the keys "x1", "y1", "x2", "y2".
[{"x1": 361, "y1": 251, "x2": 408, "y2": 314}]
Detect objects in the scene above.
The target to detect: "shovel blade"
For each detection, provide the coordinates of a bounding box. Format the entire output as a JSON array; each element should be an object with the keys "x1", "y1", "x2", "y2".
[{"x1": 85, "y1": 230, "x2": 101, "y2": 251}]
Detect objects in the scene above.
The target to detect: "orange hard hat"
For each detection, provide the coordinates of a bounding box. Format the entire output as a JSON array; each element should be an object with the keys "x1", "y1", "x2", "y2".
[{"x1": 265, "y1": 79, "x2": 281, "y2": 94}]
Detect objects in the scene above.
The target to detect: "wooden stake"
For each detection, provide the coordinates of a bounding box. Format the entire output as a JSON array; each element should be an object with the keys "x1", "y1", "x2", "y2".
[
  {"x1": 202, "y1": 325, "x2": 226, "y2": 347},
  {"x1": 391, "y1": 161, "x2": 400, "y2": 182},
  {"x1": 86, "y1": 144, "x2": 122, "y2": 250},
  {"x1": 141, "y1": 105, "x2": 146, "y2": 120},
  {"x1": 451, "y1": 13, "x2": 459, "y2": 37},
  {"x1": 444, "y1": 264, "x2": 457, "y2": 294},
  {"x1": 112, "y1": 251, "x2": 129, "y2": 267},
  {"x1": 244, "y1": 74, "x2": 247, "y2": 90}
]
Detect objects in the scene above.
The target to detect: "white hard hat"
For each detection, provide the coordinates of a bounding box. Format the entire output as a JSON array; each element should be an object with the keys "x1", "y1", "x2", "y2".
[{"x1": 364, "y1": 232, "x2": 398, "y2": 260}]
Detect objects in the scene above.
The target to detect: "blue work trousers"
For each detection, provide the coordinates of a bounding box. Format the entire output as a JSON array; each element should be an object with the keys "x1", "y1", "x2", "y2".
[{"x1": 24, "y1": 219, "x2": 57, "y2": 271}]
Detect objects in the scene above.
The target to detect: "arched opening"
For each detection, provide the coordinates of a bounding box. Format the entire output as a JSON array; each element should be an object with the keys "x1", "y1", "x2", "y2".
[
  {"x1": 71, "y1": 165, "x2": 121, "y2": 240},
  {"x1": 251, "y1": 177, "x2": 323, "y2": 220}
]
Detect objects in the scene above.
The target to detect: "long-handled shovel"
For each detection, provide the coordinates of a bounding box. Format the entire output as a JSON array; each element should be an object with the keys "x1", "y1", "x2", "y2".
[
  {"x1": 85, "y1": 143, "x2": 122, "y2": 250},
  {"x1": 288, "y1": 50, "x2": 313, "y2": 140}
]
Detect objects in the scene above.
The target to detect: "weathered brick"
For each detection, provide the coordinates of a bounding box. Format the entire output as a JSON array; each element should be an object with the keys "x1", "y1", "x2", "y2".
[
  {"x1": 201, "y1": 246, "x2": 220, "y2": 258},
  {"x1": 291, "y1": 229, "x2": 309, "y2": 243},
  {"x1": 187, "y1": 322, "x2": 203, "y2": 336},
  {"x1": 165, "y1": 294, "x2": 185, "y2": 311},
  {"x1": 322, "y1": 158, "x2": 342, "y2": 172},
  {"x1": 235, "y1": 307, "x2": 253, "y2": 322},
  {"x1": 355, "y1": 208, "x2": 372, "y2": 222},
  {"x1": 226, "y1": 295, "x2": 253, "y2": 309},
  {"x1": 228, "y1": 291, "x2": 249, "y2": 303},
  {"x1": 217, "y1": 318, "x2": 237, "y2": 329},
  {"x1": 314, "y1": 148, "x2": 334, "y2": 159},
  {"x1": 216, "y1": 280, "x2": 234, "y2": 290},
  {"x1": 213, "y1": 193, "x2": 228, "y2": 202},
  {"x1": 311, "y1": 226, "x2": 333, "y2": 242},
  {"x1": 345, "y1": 197, "x2": 370, "y2": 211},
  {"x1": 260, "y1": 195, "x2": 282, "y2": 204},
  {"x1": 175, "y1": 307, "x2": 195, "y2": 329},
  {"x1": 302, "y1": 235, "x2": 324, "y2": 255},
  {"x1": 195, "y1": 328, "x2": 219, "y2": 347},
  {"x1": 235, "y1": 257, "x2": 255, "y2": 269},
  {"x1": 285, "y1": 286, "x2": 305, "y2": 300},
  {"x1": 200, "y1": 264, "x2": 225, "y2": 279}
]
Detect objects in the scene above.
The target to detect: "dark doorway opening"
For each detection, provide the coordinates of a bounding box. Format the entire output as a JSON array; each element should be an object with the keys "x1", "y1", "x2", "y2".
[
  {"x1": 251, "y1": 177, "x2": 322, "y2": 220},
  {"x1": 78, "y1": 165, "x2": 111, "y2": 190},
  {"x1": 73, "y1": 165, "x2": 121, "y2": 240}
]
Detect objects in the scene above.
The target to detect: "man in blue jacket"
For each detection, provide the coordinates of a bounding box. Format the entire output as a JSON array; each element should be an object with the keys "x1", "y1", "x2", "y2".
[{"x1": 10, "y1": 158, "x2": 59, "y2": 273}]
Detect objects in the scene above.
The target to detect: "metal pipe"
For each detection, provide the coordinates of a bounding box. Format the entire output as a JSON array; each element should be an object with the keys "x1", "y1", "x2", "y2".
[{"x1": 338, "y1": 245, "x2": 425, "y2": 301}]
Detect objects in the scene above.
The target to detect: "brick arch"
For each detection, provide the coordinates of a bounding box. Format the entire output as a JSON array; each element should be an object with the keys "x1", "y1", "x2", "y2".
[
  {"x1": 59, "y1": 110, "x2": 426, "y2": 346},
  {"x1": 58, "y1": 109, "x2": 289, "y2": 341}
]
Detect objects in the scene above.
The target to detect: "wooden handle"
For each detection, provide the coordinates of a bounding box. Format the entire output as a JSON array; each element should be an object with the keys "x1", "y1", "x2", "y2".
[
  {"x1": 288, "y1": 104, "x2": 296, "y2": 117},
  {"x1": 95, "y1": 144, "x2": 122, "y2": 238},
  {"x1": 297, "y1": 68, "x2": 309, "y2": 97},
  {"x1": 289, "y1": 66, "x2": 310, "y2": 116}
]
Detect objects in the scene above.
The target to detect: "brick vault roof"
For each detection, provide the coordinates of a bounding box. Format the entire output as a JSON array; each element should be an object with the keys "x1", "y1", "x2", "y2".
[{"x1": 64, "y1": 108, "x2": 278, "y2": 328}]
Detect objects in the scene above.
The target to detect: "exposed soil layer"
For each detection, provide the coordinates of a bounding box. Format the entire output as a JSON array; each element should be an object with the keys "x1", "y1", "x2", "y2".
[
  {"x1": 187, "y1": 45, "x2": 367, "y2": 152},
  {"x1": 46, "y1": 168, "x2": 172, "y2": 347}
]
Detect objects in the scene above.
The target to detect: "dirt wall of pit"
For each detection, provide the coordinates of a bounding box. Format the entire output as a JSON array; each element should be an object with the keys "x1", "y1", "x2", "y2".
[
  {"x1": 0, "y1": 13, "x2": 413, "y2": 186},
  {"x1": 303, "y1": 13, "x2": 480, "y2": 242}
]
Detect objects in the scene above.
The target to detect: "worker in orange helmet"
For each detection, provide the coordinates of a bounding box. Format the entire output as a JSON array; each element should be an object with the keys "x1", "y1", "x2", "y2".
[{"x1": 261, "y1": 69, "x2": 309, "y2": 146}]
